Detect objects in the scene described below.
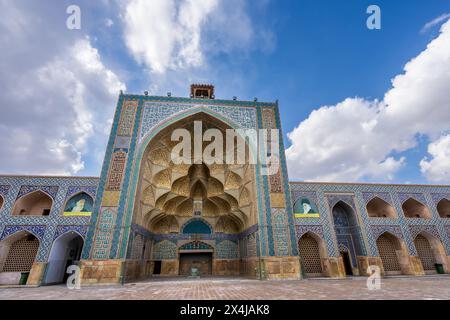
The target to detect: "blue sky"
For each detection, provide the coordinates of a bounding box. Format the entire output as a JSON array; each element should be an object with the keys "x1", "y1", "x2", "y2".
[{"x1": 0, "y1": 0, "x2": 449, "y2": 184}]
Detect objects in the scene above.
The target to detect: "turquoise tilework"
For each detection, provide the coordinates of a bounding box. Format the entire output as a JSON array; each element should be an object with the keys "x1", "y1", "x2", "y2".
[
  {"x1": 0, "y1": 175, "x2": 98, "y2": 262},
  {"x1": 290, "y1": 182, "x2": 450, "y2": 258}
]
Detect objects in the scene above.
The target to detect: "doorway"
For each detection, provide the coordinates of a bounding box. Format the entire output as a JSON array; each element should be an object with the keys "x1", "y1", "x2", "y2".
[
  {"x1": 340, "y1": 251, "x2": 353, "y2": 276},
  {"x1": 44, "y1": 233, "x2": 83, "y2": 285},
  {"x1": 153, "y1": 261, "x2": 161, "y2": 275},
  {"x1": 179, "y1": 253, "x2": 212, "y2": 276}
]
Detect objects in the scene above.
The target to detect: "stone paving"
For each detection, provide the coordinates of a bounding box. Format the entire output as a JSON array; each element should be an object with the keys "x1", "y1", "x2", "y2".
[{"x1": 0, "y1": 275, "x2": 449, "y2": 300}]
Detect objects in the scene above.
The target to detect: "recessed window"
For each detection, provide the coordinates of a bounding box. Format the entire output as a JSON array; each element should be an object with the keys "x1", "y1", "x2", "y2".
[
  {"x1": 366, "y1": 197, "x2": 397, "y2": 218},
  {"x1": 12, "y1": 190, "x2": 53, "y2": 216},
  {"x1": 402, "y1": 198, "x2": 432, "y2": 219},
  {"x1": 437, "y1": 199, "x2": 450, "y2": 218}
]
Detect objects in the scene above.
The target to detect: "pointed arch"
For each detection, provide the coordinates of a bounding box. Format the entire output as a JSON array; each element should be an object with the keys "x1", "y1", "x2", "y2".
[
  {"x1": 0, "y1": 195, "x2": 4, "y2": 211},
  {"x1": 12, "y1": 190, "x2": 53, "y2": 216},
  {"x1": 298, "y1": 232, "x2": 325, "y2": 277},
  {"x1": 414, "y1": 231, "x2": 448, "y2": 274},
  {"x1": 44, "y1": 231, "x2": 84, "y2": 284},
  {"x1": 332, "y1": 200, "x2": 365, "y2": 272},
  {"x1": 402, "y1": 198, "x2": 432, "y2": 219},
  {"x1": 181, "y1": 218, "x2": 212, "y2": 234},
  {"x1": 366, "y1": 197, "x2": 397, "y2": 218},
  {"x1": 376, "y1": 232, "x2": 402, "y2": 275},
  {"x1": 63, "y1": 192, "x2": 94, "y2": 216},
  {"x1": 0, "y1": 231, "x2": 40, "y2": 274},
  {"x1": 437, "y1": 198, "x2": 450, "y2": 218}
]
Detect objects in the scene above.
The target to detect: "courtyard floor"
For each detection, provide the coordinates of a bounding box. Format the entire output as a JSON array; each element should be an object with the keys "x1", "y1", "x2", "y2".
[{"x1": 0, "y1": 275, "x2": 449, "y2": 300}]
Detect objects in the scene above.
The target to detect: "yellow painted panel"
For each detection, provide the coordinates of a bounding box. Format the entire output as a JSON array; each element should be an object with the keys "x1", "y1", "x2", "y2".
[
  {"x1": 63, "y1": 212, "x2": 92, "y2": 217},
  {"x1": 294, "y1": 213, "x2": 320, "y2": 218},
  {"x1": 102, "y1": 191, "x2": 120, "y2": 207},
  {"x1": 270, "y1": 193, "x2": 286, "y2": 208}
]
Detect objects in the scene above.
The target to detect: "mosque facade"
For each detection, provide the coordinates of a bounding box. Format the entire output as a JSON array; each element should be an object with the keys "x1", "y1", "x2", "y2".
[{"x1": 0, "y1": 85, "x2": 449, "y2": 286}]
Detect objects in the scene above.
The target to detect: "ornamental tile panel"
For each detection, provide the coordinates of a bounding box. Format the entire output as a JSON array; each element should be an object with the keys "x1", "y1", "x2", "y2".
[
  {"x1": 139, "y1": 102, "x2": 257, "y2": 144},
  {"x1": 16, "y1": 185, "x2": 59, "y2": 200}
]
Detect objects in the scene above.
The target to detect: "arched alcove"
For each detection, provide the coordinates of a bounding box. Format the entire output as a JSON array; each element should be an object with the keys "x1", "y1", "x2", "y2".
[
  {"x1": 0, "y1": 231, "x2": 40, "y2": 284},
  {"x1": 414, "y1": 232, "x2": 448, "y2": 274},
  {"x1": 437, "y1": 199, "x2": 450, "y2": 218},
  {"x1": 0, "y1": 195, "x2": 4, "y2": 211},
  {"x1": 376, "y1": 232, "x2": 402, "y2": 275},
  {"x1": 12, "y1": 191, "x2": 53, "y2": 216},
  {"x1": 43, "y1": 232, "x2": 84, "y2": 285},
  {"x1": 63, "y1": 192, "x2": 94, "y2": 216},
  {"x1": 298, "y1": 232, "x2": 325, "y2": 277},
  {"x1": 132, "y1": 111, "x2": 258, "y2": 277},
  {"x1": 366, "y1": 197, "x2": 397, "y2": 218},
  {"x1": 182, "y1": 219, "x2": 212, "y2": 234},
  {"x1": 402, "y1": 198, "x2": 432, "y2": 219},
  {"x1": 332, "y1": 201, "x2": 364, "y2": 275}
]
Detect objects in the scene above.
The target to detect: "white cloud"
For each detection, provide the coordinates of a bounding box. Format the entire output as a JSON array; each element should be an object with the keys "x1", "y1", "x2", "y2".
[
  {"x1": 122, "y1": 0, "x2": 269, "y2": 76},
  {"x1": 421, "y1": 13, "x2": 450, "y2": 33},
  {"x1": 0, "y1": 2, "x2": 125, "y2": 176},
  {"x1": 286, "y1": 19, "x2": 450, "y2": 183},
  {"x1": 123, "y1": 0, "x2": 219, "y2": 74},
  {"x1": 420, "y1": 134, "x2": 450, "y2": 182},
  {"x1": 285, "y1": 98, "x2": 406, "y2": 182}
]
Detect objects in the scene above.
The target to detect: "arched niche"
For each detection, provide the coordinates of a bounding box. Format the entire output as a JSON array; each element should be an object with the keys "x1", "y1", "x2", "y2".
[
  {"x1": 366, "y1": 197, "x2": 397, "y2": 218},
  {"x1": 298, "y1": 232, "x2": 326, "y2": 277},
  {"x1": 0, "y1": 231, "x2": 40, "y2": 284},
  {"x1": 414, "y1": 232, "x2": 449, "y2": 274},
  {"x1": 135, "y1": 112, "x2": 257, "y2": 234},
  {"x1": 437, "y1": 199, "x2": 450, "y2": 218},
  {"x1": 332, "y1": 201, "x2": 364, "y2": 275},
  {"x1": 63, "y1": 192, "x2": 94, "y2": 216},
  {"x1": 182, "y1": 219, "x2": 212, "y2": 234},
  {"x1": 12, "y1": 191, "x2": 53, "y2": 216},
  {"x1": 43, "y1": 232, "x2": 84, "y2": 284},
  {"x1": 376, "y1": 232, "x2": 403, "y2": 275},
  {"x1": 402, "y1": 198, "x2": 432, "y2": 219}
]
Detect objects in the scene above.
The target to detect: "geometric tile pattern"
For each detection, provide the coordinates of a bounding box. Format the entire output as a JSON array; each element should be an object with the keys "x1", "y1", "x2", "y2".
[
  {"x1": 362, "y1": 191, "x2": 393, "y2": 205},
  {"x1": 370, "y1": 225, "x2": 404, "y2": 240},
  {"x1": 53, "y1": 225, "x2": 88, "y2": 240},
  {"x1": 272, "y1": 208, "x2": 289, "y2": 256},
  {"x1": 271, "y1": 104, "x2": 298, "y2": 257},
  {"x1": 16, "y1": 185, "x2": 59, "y2": 200},
  {"x1": 118, "y1": 101, "x2": 138, "y2": 136},
  {"x1": 430, "y1": 193, "x2": 450, "y2": 205},
  {"x1": 152, "y1": 240, "x2": 177, "y2": 260},
  {"x1": 0, "y1": 185, "x2": 10, "y2": 197},
  {"x1": 105, "y1": 151, "x2": 127, "y2": 191},
  {"x1": 215, "y1": 240, "x2": 238, "y2": 259},
  {"x1": 180, "y1": 241, "x2": 214, "y2": 251},
  {"x1": 92, "y1": 208, "x2": 116, "y2": 259},
  {"x1": 295, "y1": 225, "x2": 324, "y2": 239},
  {"x1": 408, "y1": 225, "x2": 440, "y2": 240},
  {"x1": 0, "y1": 175, "x2": 98, "y2": 262},
  {"x1": 290, "y1": 182, "x2": 450, "y2": 258},
  {"x1": 139, "y1": 102, "x2": 257, "y2": 144},
  {"x1": 397, "y1": 192, "x2": 427, "y2": 205},
  {"x1": 65, "y1": 186, "x2": 97, "y2": 200},
  {"x1": 239, "y1": 232, "x2": 257, "y2": 258},
  {"x1": 0, "y1": 225, "x2": 46, "y2": 241}
]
